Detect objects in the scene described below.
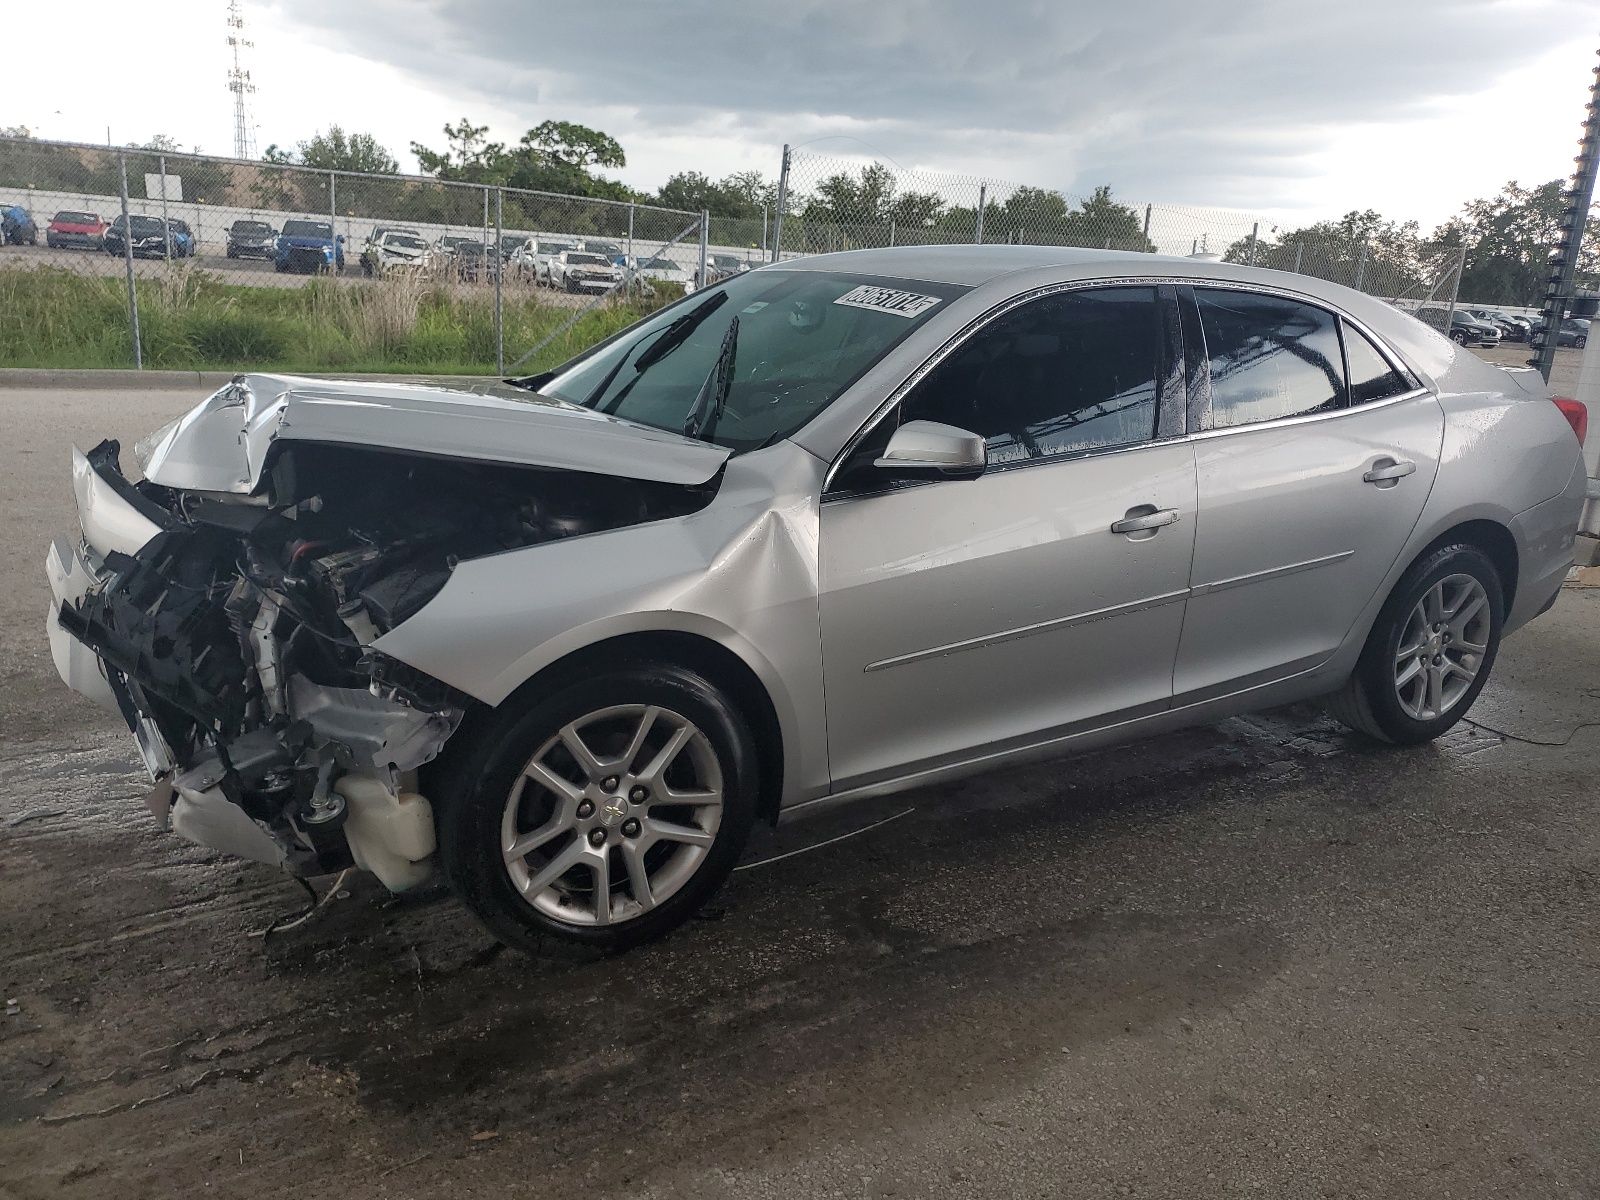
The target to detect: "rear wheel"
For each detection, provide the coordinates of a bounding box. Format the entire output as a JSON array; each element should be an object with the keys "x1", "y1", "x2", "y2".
[
  {"x1": 436, "y1": 664, "x2": 759, "y2": 952},
  {"x1": 1327, "y1": 544, "x2": 1504, "y2": 745}
]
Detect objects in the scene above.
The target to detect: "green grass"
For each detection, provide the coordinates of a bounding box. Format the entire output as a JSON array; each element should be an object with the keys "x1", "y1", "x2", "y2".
[{"x1": 0, "y1": 266, "x2": 674, "y2": 376}]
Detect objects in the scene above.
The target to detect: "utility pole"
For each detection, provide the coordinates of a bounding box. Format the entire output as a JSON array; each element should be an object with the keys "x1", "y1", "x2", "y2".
[{"x1": 1534, "y1": 46, "x2": 1600, "y2": 383}]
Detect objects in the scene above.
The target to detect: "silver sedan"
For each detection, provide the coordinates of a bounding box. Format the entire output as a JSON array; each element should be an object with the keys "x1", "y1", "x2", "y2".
[{"x1": 46, "y1": 246, "x2": 1586, "y2": 952}]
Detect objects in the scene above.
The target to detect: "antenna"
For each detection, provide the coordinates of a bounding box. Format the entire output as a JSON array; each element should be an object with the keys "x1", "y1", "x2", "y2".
[{"x1": 226, "y1": 0, "x2": 257, "y2": 160}]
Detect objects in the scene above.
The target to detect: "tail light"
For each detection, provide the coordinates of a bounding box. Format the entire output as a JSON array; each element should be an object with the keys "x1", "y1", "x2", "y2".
[{"x1": 1553, "y1": 396, "x2": 1588, "y2": 447}]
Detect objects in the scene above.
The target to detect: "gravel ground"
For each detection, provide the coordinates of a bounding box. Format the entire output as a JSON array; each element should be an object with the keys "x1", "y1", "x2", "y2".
[{"x1": 1, "y1": 356, "x2": 1597, "y2": 1199}]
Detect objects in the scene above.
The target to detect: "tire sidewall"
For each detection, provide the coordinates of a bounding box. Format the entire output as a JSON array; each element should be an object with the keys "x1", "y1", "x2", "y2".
[
  {"x1": 1355, "y1": 543, "x2": 1505, "y2": 744},
  {"x1": 437, "y1": 664, "x2": 759, "y2": 952}
]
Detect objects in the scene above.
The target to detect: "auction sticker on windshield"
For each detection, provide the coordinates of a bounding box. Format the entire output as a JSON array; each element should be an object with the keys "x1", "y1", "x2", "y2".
[{"x1": 833, "y1": 285, "x2": 943, "y2": 318}]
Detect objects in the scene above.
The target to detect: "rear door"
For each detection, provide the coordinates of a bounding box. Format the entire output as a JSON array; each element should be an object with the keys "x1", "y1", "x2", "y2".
[
  {"x1": 1172, "y1": 286, "x2": 1443, "y2": 698},
  {"x1": 818, "y1": 285, "x2": 1197, "y2": 789}
]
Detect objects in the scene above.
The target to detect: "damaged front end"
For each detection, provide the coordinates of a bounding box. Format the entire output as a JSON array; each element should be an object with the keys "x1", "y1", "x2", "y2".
[{"x1": 47, "y1": 383, "x2": 720, "y2": 891}]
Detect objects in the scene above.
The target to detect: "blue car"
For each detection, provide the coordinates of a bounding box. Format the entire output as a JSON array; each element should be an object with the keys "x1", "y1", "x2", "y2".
[
  {"x1": 274, "y1": 218, "x2": 345, "y2": 274},
  {"x1": 2, "y1": 203, "x2": 37, "y2": 245}
]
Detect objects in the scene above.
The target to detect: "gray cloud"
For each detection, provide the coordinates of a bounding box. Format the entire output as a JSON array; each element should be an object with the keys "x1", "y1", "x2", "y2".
[{"x1": 268, "y1": 0, "x2": 1589, "y2": 210}]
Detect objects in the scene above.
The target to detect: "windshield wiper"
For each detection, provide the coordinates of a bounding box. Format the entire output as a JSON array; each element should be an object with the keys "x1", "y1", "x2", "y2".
[
  {"x1": 587, "y1": 290, "x2": 730, "y2": 414},
  {"x1": 684, "y1": 315, "x2": 738, "y2": 441}
]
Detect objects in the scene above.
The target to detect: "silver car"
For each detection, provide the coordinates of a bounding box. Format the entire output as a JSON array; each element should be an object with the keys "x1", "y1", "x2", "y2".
[{"x1": 46, "y1": 246, "x2": 1586, "y2": 953}]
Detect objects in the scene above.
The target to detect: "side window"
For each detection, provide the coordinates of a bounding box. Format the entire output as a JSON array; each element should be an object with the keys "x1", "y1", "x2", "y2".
[
  {"x1": 1195, "y1": 289, "x2": 1345, "y2": 428},
  {"x1": 900, "y1": 287, "x2": 1162, "y2": 466},
  {"x1": 1343, "y1": 321, "x2": 1412, "y2": 404}
]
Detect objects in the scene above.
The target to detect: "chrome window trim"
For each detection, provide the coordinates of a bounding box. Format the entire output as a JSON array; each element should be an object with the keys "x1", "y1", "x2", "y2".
[{"x1": 822, "y1": 273, "x2": 1431, "y2": 496}]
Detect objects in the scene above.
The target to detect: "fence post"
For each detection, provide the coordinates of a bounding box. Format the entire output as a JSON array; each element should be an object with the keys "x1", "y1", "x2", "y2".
[
  {"x1": 1535, "y1": 48, "x2": 1599, "y2": 383},
  {"x1": 762, "y1": 204, "x2": 768, "y2": 257},
  {"x1": 329, "y1": 170, "x2": 337, "y2": 272},
  {"x1": 975, "y1": 184, "x2": 986, "y2": 245},
  {"x1": 627, "y1": 202, "x2": 635, "y2": 265},
  {"x1": 889, "y1": 217, "x2": 895, "y2": 247},
  {"x1": 159, "y1": 155, "x2": 171, "y2": 265},
  {"x1": 1143, "y1": 203, "x2": 1152, "y2": 251},
  {"x1": 494, "y1": 188, "x2": 504, "y2": 375},
  {"x1": 698, "y1": 210, "x2": 710, "y2": 289},
  {"x1": 481, "y1": 187, "x2": 489, "y2": 288},
  {"x1": 1354, "y1": 237, "x2": 1369, "y2": 291},
  {"x1": 1246, "y1": 222, "x2": 1258, "y2": 267},
  {"x1": 771, "y1": 145, "x2": 790, "y2": 263},
  {"x1": 1442, "y1": 244, "x2": 1467, "y2": 331},
  {"x1": 117, "y1": 151, "x2": 142, "y2": 369},
  {"x1": 1293, "y1": 243, "x2": 1304, "y2": 274}
]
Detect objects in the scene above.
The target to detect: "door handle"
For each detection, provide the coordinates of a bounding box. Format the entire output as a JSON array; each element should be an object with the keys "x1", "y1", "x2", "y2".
[
  {"x1": 1363, "y1": 458, "x2": 1416, "y2": 486},
  {"x1": 1110, "y1": 507, "x2": 1180, "y2": 535}
]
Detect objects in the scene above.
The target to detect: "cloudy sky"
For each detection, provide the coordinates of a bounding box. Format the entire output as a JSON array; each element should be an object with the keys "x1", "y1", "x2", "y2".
[{"x1": 7, "y1": 0, "x2": 1596, "y2": 231}]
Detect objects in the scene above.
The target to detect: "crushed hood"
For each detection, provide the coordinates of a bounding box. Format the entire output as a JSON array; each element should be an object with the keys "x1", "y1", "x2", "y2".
[{"x1": 135, "y1": 373, "x2": 733, "y2": 493}]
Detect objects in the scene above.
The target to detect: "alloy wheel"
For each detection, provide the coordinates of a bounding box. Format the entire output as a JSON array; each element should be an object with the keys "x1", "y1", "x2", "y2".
[
  {"x1": 1393, "y1": 573, "x2": 1491, "y2": 721},
  {"x1": 500, "y1": 704, "x2": 723, "y2": 927}
]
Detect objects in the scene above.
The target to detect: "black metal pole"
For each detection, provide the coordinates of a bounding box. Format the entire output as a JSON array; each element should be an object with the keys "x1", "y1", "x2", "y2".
[{"x1": 1534, "y1": 48, "x2": 1600, "y2": 382}]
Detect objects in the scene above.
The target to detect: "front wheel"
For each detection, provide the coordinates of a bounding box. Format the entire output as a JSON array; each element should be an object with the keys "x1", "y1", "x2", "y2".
[
  {"x1": 435, "y1": 664, "x2": 759, "y2": 952},
  {"x1": 1450, "y1": 330, "x2": 1468, "y2": 345},
  {"x1": 1327, "y1": 543, "x2": 1504, "y2": 745}
]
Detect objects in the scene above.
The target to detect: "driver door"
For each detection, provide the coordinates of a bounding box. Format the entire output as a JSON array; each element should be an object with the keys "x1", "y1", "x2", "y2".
[{"x1": 817, "y1": 285, "x2": 1197, "y2": 791}]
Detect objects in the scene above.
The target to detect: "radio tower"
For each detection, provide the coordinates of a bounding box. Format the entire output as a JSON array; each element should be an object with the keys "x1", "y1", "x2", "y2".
[{"x1": 226, "y1": 0, "x2": 257, "y2": 160}]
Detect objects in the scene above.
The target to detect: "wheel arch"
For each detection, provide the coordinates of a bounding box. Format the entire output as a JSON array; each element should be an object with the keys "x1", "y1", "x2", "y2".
[
  {"x1": 443, "y1": 629, "x2": 788, "y2": 826},
  {"x1": 1415, "y1": 517, "x2": 1519, "y2": 613}
]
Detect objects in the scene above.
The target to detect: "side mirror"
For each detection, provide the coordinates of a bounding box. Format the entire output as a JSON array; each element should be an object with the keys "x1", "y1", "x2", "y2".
[{"x1": 874, "y1": 420, "x2": 986, "y2": 480}]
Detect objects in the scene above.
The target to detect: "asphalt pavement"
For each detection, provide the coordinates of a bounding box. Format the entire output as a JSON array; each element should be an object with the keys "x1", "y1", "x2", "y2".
[{"x1": 1, "y1": 367, "x2": 1597, "y2": 1199}]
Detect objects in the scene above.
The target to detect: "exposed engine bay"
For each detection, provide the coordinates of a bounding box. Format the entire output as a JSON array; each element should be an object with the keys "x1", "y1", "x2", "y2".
[{"x1": 51, "y1": 430, "x2": 719, "y2": 890}]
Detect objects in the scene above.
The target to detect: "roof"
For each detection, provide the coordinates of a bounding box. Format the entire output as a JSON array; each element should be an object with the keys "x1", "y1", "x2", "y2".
[{"x1": 775, "y1": 244, "x2": 1198, "y2": 287}]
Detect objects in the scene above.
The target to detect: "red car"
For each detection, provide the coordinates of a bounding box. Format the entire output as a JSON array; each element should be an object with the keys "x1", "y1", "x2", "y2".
[{"x1": 46, "y1": 210, "x2": 108, "y2": 250}]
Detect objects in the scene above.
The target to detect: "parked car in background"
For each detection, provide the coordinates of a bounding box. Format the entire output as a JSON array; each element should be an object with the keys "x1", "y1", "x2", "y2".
[
  {"x1": 166, "y1": 219, "x2": 196, "y2": 258},
  {"x1": 1468, "y1": 309, "x2": 1530, "y2": 343},
  {"x1": 549, "y1": 249, "x2": 622, "y2": 293},
  {"x1": 274, "y1": 219, "x2": 344, "y2": 274},
  {"x1": 635, "y1": 255, "x2": 692, "y2": 292},
  {"x1": 1531, "y1": 316, "x2": 1590, "y2": 349},
  {"x1": 226, "y1": 219, "x2": 278, "y2": 260},
  {"x1": 2, "y1": 204, "x2": 37, "y2": 245},
  {"x1": 46, "y1": 210, "x2": 108, "y2": 250},
  {"x1": 1449, "y1": 310, "x2": 1500, "y2": 347},
  {"x1": 578, "y1": 239, "x2": 623, "y2": 262},
  {"x1": 530, "y1": 239, "x2": 574, "y2": 285},
  {"x1": 104, "y1": 214, "x2": 186, "y2": 259},
  {"x1": 360, "y1": 230, "x2": 435, "y2": 276},
  {"x1": 44, "y1": 246, "x2": 1585, "y2": 953},
  {"x1": 439, "y1": 235, "x2": 489, "y2": 281}
]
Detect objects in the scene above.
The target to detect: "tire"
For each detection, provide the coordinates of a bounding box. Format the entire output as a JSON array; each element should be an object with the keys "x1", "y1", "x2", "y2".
[
  {"x1": 1327, "y1": 543, "x2": 1504, "y2": 745},
  {"x1": 1450, "y1": 330, "x2": 1468, "y2": 345},
  {"x1": 1578, "y1": 336, "x2": 1588, "y2": 350},
  {"x1": 434, "y1": 663, "x2": 759, "y2": 953}
]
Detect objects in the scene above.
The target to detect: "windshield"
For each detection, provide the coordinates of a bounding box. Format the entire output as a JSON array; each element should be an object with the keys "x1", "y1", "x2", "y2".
[
  {"x1": 541, "y1": 270, "x2": 966, "y2": 453},
  {"x1": 233, "y1": 221, "x2": 272, "y2": 234},
  {"x1": 387, "y1": 235, "x2": 426, "y2": 250},
  {"x1": 642, "y1": 258, "x2": 678, "y2": 270},
  {"x1": 56, "y1": 211, "x2": 98, "y2": 224},
  {"x1": 123, "y1": 216, "x2": 164, "y2": 234},
  {"x1": 582, "y1": 242, "x2": 621, "y2": 255},
  {"x1": 283, "y1": 220, "x2": 332, "y2": 238},
  {"x1": 566, "y1": 253, "x2": 609, "y2": 266},
  {"x1": 538, "y1": 242, "x2": 568, "y2": 254}
]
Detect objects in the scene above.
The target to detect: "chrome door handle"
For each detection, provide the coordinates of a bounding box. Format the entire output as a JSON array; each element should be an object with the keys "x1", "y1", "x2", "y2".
[
  {"x1": 1110, "y1": 507, "x2": 1180, "y2": 535},
  {"x1": 1363, "y1": 458, "x2": 1416, "y2": 486}
]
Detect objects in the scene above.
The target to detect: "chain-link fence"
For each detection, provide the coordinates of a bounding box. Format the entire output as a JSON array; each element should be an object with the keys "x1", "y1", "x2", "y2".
[
  {"x1": 759, "y1": 147, "x2": 1473, "y2": 336},
  {"x1": 3, "y1": 135, "x2": 1487, "y2": 373},
  {"x1": 0, "y1": 135, "x2": 721, "y2": 373}
]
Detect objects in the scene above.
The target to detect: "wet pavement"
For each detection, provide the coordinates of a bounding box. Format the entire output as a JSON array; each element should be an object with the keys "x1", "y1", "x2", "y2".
[{"x1": 2, "y1": 374, "x2": 1599, "y2": 1198}]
